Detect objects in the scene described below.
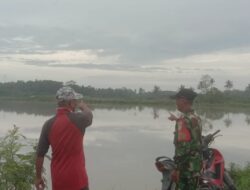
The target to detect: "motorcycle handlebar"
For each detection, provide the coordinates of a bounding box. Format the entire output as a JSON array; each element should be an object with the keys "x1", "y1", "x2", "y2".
[
  {"x1": 203, "y1": 130, "x2": 221, "y2": 145},
  {"x1": 211, "y1": 130, "x2": 220, "y2": 137}
]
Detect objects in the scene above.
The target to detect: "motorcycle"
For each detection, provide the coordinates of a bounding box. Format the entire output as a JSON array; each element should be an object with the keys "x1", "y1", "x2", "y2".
[{"x1": 155, "y1": 130, "x2": 237, "y2": 190}]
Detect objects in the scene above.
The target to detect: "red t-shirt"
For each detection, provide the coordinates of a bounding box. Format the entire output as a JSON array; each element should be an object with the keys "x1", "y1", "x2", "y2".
[{"x1": 37, "y1": 107, "x2": 92, "y2": 190}]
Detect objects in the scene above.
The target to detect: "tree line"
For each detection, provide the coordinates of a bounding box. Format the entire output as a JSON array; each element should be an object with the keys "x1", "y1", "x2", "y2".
[
  {"x1": 0, "y1": 75, "x2": 249, "y2": 104},
  {"x1": 195, "y1": 75, "x2": 250, "y2": 105},
  {"x1": 0, "y1": 80, "x2": 175, "y2": 102}
]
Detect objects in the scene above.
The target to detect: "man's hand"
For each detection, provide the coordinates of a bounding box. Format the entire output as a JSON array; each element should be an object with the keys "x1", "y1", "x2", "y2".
[
  {"x1": 35, "y1": 177, "x2": 45, "y2": 190},
  {"x1": 77, "y1": 100, "x2": 90, "y2": 111},
  {"x1": 168, "y1": 112, "x2": 178, "y2": 121}
]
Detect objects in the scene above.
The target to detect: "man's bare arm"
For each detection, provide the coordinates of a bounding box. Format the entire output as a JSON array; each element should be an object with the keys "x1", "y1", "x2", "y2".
[{"x1": 35, "y1": 156, "x2": 45, "y2": 190}]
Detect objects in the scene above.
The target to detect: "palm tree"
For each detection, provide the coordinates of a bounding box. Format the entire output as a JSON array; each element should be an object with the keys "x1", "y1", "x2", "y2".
[
  {"x1": 197, "y1": 75, "x2": 215, "y2": 94},
  {"x1": 224, "y1": 80, "x2": 233, "y2": 91}
]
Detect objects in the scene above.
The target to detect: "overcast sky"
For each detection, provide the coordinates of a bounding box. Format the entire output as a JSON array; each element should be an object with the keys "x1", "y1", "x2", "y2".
[{"x1": 0, "y1": 0, "x2": 250, "y2": 91}]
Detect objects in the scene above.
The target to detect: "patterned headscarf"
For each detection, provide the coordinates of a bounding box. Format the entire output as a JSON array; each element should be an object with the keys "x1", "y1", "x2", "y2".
[{"x1": 56, "y1": 86, "x2": 83, "y2": 101}]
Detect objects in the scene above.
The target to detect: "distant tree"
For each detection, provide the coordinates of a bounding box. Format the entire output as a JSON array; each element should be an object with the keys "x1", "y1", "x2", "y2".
[
  {"x1": 245, "y1": 84, "x2": 250, "y2": 92},
  {"x1": 64, "y1": 80, "x2": 77, "y2": 86},
  {"x1": 210, "y1": 87, "x2": 221, "y2": 95},
  {"x1": 197, "y1": 75, "x2": 215, "y2": 94},
  {"x1": 0, "y1": 80, "x2": 62, "y2": 97},
  {"x1": 224, "y1": 80, "x2": 233, "y2": 91},
  {"x1": 138, "y1": 88, "x2": 145, "y2": 95},
  {"x1": 153, "y1": 85, "x2": 161, "y2": 94},
  {"x1": 179, "y1": 85, "x2": 185, "y2": 90}
]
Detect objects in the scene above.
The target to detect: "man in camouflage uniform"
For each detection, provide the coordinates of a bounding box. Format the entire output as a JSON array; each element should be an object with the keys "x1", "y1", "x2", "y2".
[{"x1": 169, "y1": 88, "x2": 202, "y2": 190}]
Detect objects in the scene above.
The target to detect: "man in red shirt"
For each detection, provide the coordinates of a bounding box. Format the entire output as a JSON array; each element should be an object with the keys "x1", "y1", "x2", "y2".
[{"x1": 35, "y1": 86, "x2": 93, "y2": 190}]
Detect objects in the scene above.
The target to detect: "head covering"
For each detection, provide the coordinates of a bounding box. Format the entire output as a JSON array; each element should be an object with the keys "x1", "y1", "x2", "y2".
[
  {"x1": 56, "y1": 86, "x2": 83, "y2": 101},
  {"x1": 170, "y1": 88, "x2": 197, "y2": 102}
]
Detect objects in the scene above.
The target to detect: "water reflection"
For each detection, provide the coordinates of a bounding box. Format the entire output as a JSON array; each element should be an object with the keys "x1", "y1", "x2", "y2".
[
  {"x1": 224, "y1": 117, "x2": 232, "y2": 127},
  {"x1": 0, "y1": 100, "x2": 55, "y2": 116},
  {"x1": 153, "y1": 108, "x2": 159, "y2": 119},
  {"x1": 245, "y1": 116, "x2": 250, "y2": 125},
  {"x1": 195, "y1": 106, "x2": 250, "y2": 129},
  {"x1": 1, "y1": 101, "x2": 250, "y2": 127},
  {"x1": 0, "y1": 101, "x2": 250, "y2": 190}
]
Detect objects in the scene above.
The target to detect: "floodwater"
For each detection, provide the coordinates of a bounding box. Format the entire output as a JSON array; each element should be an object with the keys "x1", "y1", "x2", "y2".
[{"x1": 0, "y1": 101, "x2": 250, "y2": 190}]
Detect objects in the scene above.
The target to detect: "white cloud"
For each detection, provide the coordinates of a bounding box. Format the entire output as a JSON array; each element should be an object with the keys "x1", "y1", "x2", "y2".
[
  {"x1": 12, "y1": 36, "x2": 34, "y2": 43},
  {"x1": 158, "y1": 50, "x2": 250, "y2": 73},
  {"x1": 0, "y1": 48, "x2": 250, "y2": 91},
  {"x1": 0, "y1": 49, "x2": 121, "y2": 65}
]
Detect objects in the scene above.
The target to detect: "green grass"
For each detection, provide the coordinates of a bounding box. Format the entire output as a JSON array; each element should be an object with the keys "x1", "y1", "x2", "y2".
[{"x1": 228, "y1": 163, "x2": 250, "y2": 190}]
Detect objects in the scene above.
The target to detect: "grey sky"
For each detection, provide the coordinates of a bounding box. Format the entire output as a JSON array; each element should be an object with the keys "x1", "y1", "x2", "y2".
[{"x1": 0, "y1": 0, "x2": 250, "y2": 90}]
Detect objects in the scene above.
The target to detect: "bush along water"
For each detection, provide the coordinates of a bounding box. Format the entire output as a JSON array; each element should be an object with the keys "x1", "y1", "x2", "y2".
[{"x1": 0, "y1": 125, "x2": 46, "y2": 190}]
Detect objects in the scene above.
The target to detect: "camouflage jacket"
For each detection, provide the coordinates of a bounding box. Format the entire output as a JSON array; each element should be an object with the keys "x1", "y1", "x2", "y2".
[{"x1": 174, "y1": 111, "x2": 202, "y2": 159}]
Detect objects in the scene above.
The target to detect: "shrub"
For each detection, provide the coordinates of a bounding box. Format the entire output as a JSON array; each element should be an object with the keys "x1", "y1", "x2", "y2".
[
  {"x1": 0, "y1": 126, "x2": 36, "y2": 190},
  {"x1": 228, "y1": 162, "x2": 250, "y2": 190}
]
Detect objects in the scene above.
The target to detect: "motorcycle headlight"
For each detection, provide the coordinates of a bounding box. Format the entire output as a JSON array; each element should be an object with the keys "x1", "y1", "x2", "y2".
[{"x1": 202, "y1": 179, "x2": 209, "y2": 184}]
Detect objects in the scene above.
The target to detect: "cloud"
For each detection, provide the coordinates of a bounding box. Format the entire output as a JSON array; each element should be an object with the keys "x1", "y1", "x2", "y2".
[
  {"x1": 1, "y1": 0, "x2": 250, "y2": 64},
  {"x1": 1, "y1": 47, "x2": 250, "y2": 78},
  {"x1": 0, "y1": 49, "x2": 121, "y2": 66},
  {"x1": 147, "y1": 50, "x2": 250, "y2": 75},
  {"x1": 0, "y1": 0, "x2": 250, "y2": 90},
  {"x1": 12, "y1": 36, "x2": 34, "y2": 43}
]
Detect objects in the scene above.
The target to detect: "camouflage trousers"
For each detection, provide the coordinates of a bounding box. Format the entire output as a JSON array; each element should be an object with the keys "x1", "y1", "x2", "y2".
[
  {"x1": 175, "y1": 175, "x2": 199, "y2": 190},
  {"x1": 175, "y1": 154, "x2": 201, "y2": 190}
]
